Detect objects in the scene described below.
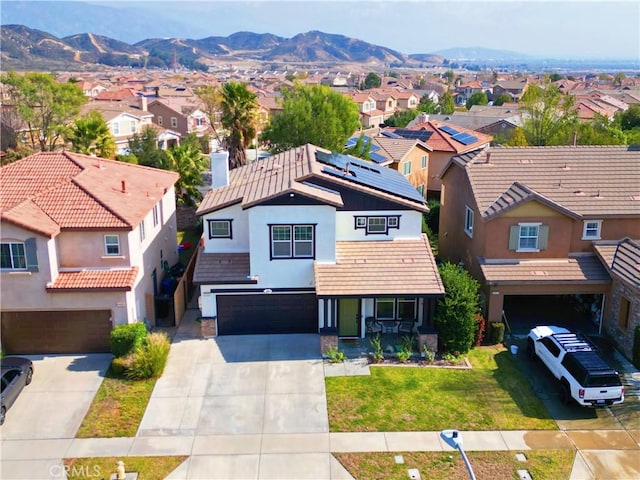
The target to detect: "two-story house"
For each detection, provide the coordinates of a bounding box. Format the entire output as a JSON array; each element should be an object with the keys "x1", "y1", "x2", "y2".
[
  {"x1": 438, "y1": 146, "x2": 640, "y2": 351},
  {"x1": 0, "y1": 152, "x2": 179, "y2": 354},
  {"x1": 344, "y1": 92, "x2": 383, "y2": 128},
  {"x1": 193, "y1": 144, "x2": 444, "y2": 345}
]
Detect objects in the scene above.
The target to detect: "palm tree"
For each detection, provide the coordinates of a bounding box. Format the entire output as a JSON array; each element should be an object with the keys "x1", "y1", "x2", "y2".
[
  {"x1": 161, "y1": 143, "x2": 208, "y2": 206},
  {"x1": 66, "y1": 111, "x2": 116, "y2": 158},
  {"x1": 220, "y1": 82, "x2": 258, "y2": 169}
]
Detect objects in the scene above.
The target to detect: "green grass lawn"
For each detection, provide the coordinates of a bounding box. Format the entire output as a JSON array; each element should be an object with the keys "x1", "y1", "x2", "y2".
[
  {"x1": 334, "y1": 449, "x2": 575, "y2": 480},
  {"x1": 326, "y1": 345, "x2": 556, "y2": 432},
  {"x1": 75, "y1": 367, "x2": 156, "y2": 438},
  {"x1": 64, "y1": 456, "x2": 187, "y2": 480}
]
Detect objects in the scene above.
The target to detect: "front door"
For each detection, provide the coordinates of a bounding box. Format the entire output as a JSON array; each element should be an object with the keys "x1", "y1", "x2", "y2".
[{"x1": 338, "y1": 298, "x2": 360, "y2": 337}]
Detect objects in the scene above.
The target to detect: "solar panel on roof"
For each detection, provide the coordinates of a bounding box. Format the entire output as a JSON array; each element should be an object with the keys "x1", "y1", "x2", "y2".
[
  {"x1": 451, "y1": 132, "x2": 479, "y2": 145},
  {"x1": 315, "y1": 151, "x2": 425, "y2": 204},
  {"x1": 438, "y1": 125, "x2": 460, "y2": 135},
  {"x1": 381, "y1": 130, "x2": 401, "y2": 139},
  {"x1": 393, "y1": 129, "x2": 433, "y2": 142},
  {"x1": 370, "y1": 152, "x2": 388, "y2": 163}
]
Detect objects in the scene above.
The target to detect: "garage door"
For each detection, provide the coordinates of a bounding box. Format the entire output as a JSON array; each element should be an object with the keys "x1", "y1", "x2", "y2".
[
  {"x1": 217, "y1": 294, "x2": 317, "y2": 335},
  {"x1": 1, "y1": 310, "x2": 112, "y2": 354}
]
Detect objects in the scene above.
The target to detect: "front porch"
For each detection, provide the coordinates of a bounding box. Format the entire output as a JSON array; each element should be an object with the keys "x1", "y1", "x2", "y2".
[{"x1": 327, "y1": 330, "x2": 439, "y2": 360}]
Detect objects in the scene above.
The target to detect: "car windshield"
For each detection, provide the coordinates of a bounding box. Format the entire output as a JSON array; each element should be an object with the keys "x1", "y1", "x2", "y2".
[{"x1": 586, "y1": 374, "x2": 621, "y2": 387}]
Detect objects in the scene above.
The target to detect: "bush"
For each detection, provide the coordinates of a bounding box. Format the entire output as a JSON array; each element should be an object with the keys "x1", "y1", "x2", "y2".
[
  {"x1": 110, "y1": 322, "x2": 148, "y2": 358},
  {"x1": 126, "y1": 332, "x2": 171, "y2": 379},
  {"x1": 474, "y1": 314, "x2": 487, "y2": 346},
  {"x1": 369, "y1": 333, "x2": 384, "y2": 363},
  {"x1": 396, "y1": 349, "x2": 411, "y2": 363},
  {"x1": 110, "y1": 355, "x2": 132, "y2": 377},
  {"x1": 326, "y1": 345, "x2": 346, "y2": 363},
  {"x1": 422, "y1": 344, "x2": 436, "y2": 363},
  {"x1": 487, "y1": 322, "x2": 505, "y2": 345},
  {"x1": 633, "y1": 327, "x2": 640, "y2": 369}
]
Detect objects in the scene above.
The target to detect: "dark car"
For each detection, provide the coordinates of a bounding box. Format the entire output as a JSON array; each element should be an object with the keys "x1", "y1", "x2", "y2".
[{"x1": 1, "y1": 357, "x2": 34, "y2": 425}]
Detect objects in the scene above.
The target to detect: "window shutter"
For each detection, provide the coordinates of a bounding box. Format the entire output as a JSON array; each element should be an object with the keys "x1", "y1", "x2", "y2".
[
  {"x1": 508, "y1": 225, "x2": 519, "y2": 250},
  {"x1": 538, "y1": 224, "x2": 549, "y2": 250},
  {"x1": 25, "y1": 238, "x2": 39, "y2": 272}
]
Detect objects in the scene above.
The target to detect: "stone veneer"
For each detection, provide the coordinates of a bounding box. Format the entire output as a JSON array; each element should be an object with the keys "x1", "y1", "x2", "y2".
[
  {"x1": 320, "y1": 334, "x2": 338, "y2": 355},
  {"x1": 418, "y1": 333, "x2": 438, "y2": 354},
  {"x1": 603, "y1": 279, "x2": 639, "y2": 361},
  {"x1": 201, "y1": 317, "x2": 217, "y2": 338}
]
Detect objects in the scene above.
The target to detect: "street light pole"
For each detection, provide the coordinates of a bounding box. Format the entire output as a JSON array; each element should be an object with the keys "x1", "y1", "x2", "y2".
[{"x1": 440, "y1": 429, "x2": 477, "y2": 480}]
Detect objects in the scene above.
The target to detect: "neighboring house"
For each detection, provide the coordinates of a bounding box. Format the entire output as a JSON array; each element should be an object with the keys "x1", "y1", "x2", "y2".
[
  {"x1": 593, "y1": 238, "x2": 640, "y2": 361},
  {"x1": 147, "y1": 99, "x2": 211, "y2": 138},
  {"x1": 384, "y1": 115, "x2": 492, "y2": 196},
  {"x1": 0, "y1": 152, "x2": 179, "y2": 354},
  {"x1": 344, "y1": 92, "x2": 384, "y2": 128},
  {"x1": 438, "y1": 146, "x2": 640, "y2": 344},
  {"x1": 193, "y1": 144, "x2": 444, "y2": 343},
  {"x1": 492, "y1": 80, "x2": 529, "y2": 102}
]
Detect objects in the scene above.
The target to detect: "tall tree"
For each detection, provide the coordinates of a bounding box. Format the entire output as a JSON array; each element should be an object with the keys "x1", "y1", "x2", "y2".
[
  {"x1": 361, "y1": 72, "x2": 381, "y2": 90},
  {"x1": 260, "y1": 83, "x2": 360, "y2": 153},
  {"x1": 438, "y1": 92, "x2": 455, "y2": 114},
  {"x1": 195, "y1": 84, "x2": 222, "y2": 144},
  {"x1": 520, "y1": 83, "x2": 578, "y2": 146},
  {"x1": 66, "y1": 111, "x2": 116, "y2": 158},
  {"x1": 159, "y1": 142, "x2": 208, "y2": 206},
  {"x1": 0, "y1": 71, "x2": 86, "y2": 152},
  {"x1": 466, "y1": 91, "x2": 488, "y2": 110},
  {"x1": 119, "y1": 126, "x2": 168, "y2": 167},
  {"x1": 219, "y1": 82, "x2": 258, "y2": 169}
]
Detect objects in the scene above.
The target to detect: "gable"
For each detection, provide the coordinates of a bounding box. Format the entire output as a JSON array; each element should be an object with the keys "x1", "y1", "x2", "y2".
[{"x1": 500, "y1": 199, "x2": 565, "y2": 218}]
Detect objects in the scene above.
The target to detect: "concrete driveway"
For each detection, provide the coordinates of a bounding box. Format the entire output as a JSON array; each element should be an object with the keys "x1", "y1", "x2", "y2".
[
  {"x1": 0, "y1": 353, "x2": 112, "y2": 479},
  {"x1": 138, "y1": 332, "x2": 328, "y2": 437}
]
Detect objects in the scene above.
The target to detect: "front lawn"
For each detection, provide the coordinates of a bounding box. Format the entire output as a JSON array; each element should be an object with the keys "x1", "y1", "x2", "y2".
[
  {"x1": 326, "y1": 345, "x2": 555, "y2": 431},
  {"x1": 75, "y1": 367, "x2": 156, "y2": 437},
  {"x1": 334, "y1": 449, "x2": 575, "y2": 480},
  {"x1": 64, "y1": 456, "x2": 187, "y2": 480}
]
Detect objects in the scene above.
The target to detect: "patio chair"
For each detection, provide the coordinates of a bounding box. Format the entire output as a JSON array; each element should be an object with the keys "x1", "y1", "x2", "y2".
[
  {"x1": 366, "y1": 317, "x2": 382, "y2": 334},
  {"x1": 398, "y1": 319, "x2": 415, "y2": 336}
]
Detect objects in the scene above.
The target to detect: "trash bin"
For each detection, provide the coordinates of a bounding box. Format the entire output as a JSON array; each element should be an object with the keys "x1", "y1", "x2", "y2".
[{"x1": 510, "y1": 345, "x2": 519, "y2": 355}]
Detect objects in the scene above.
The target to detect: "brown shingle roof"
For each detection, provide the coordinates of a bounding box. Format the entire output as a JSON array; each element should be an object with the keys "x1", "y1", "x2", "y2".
[
  {"x1": 479, "y1": 255, "x2": 611, "y2": 285},
  {"x1": 371, "y1": 138, "x2": 431, "y2": 164},
  {"x1": 193, "y1": 252, "x2": 252, "y2": 285},
  {"x1": 594, "y1": 238, "x2": 640, "y2": 290},
  {"x1": 451, "y1": 146, "x2": 640, "y2": 220},
  {"x1": 314, "y1": 234, "x2": 444, "y2": 297},
  {"x1": 46, "y1": 267, "x2": 138, "y2": 291},
  {"x1": 0, "y1": 152, "x2": 178, "y2": 236}
]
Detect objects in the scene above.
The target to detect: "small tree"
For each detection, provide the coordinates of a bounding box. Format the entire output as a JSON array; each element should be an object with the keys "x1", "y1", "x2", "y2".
[
  {"x1": 434, "y1": 262, "x2": 481, "y2": 354},
  {"x1": 439, "y1": 92, "x2": 455, "y2": 115},
  {"x1": 361, "y1": 72, "x2": 382, "y2": 90},
  {"x1": 492, "y1": 93, "x2": 512, "y2": 106},
  {"x1": 66, "y1": 111, "x2": 116, "y2": 158},
  {"x1": 466, "y1": 91, "x2": 488, "y2": 110}
]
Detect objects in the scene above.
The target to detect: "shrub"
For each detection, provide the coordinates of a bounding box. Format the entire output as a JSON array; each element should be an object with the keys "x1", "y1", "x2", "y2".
[
  {"x1": 110, "y1": 322, "x2": 147, "y2": 358},
  {"x1": 126, "y1": 332, "x2": 171, "y2": 379},
  {"x1": 110, "y1": 355, "x2": 132, "y2": 377},
  {"x1": 633, "y1": 327, "x2": 640, "y2": 369},
  {"x1": 422, "y1": 344, "x2": 436, "y2": 363},
  {"x1": 396, "y1": 349, "x2": 411, "y2": 363},
  {"x1": 326, "y1": 345, "x2": 346, "y2": 363},
  {"x1": 487, "y1": 322, "x2": 505, "y2": 345},
  {"x1": 369, "y1": 333, "x2": 384, "y2": 363}
]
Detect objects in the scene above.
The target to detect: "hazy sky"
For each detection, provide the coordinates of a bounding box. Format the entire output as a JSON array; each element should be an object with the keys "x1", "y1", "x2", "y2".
[{"x1": 10, "y1": 0, "x2": 640, "y2": 59}]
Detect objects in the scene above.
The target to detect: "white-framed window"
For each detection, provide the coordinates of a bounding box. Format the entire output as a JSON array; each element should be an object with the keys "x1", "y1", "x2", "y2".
[
  {"x1": 157, "y1": 116, "x2": 163, "y2": 126},
  {"x1": 195, "y1": 116, "x2": 205, "y2": 126},
  {"x1": 354, "y1": 215, "x2": 401, "y2": 235},
  {"x1": 104, "y1": 235, "x2": 120, "y2": 255},
  {"x1": 355, "y1": 217, "x2": 367, "y2": 228},
  {"x1": 582, "y1": 220, "x2": 602, "y2": 240},
  {"x1": 402, "y1": 162, "x2": 412, "y2": 175},
  {"x1": 509, "y1": 223, "x2": 548, "y2": 251},
  {"x1": 0, "y1": 242, "x2": 26, "y2": 270},
  {"x1": 417, "y1": 184, "x2": 425, "y2": 196},
  {"x1": 421, "y1": 155, "x2": 427, "y2": 169},
  {"x1": 270, "y1": 224, "x2": 315, "y2": 259},
  {"x1": 112, "y1": 123, "x2": 120, "y2": 135},
  {"x1": 139, "y1": 220, "x2": 146, "y2": 242},
  {"x1": 171, "y1": 117, "x2": 178, "y2": 128},
  {"x1": 464, "y1": 206, "x2": 474, "y2": 237},
  {"x1": 387, "y1": 217, "x2": 399, "y2": 228},
  {"x1": 208, "y1": 219, "x2": 232, "y2": 239},
  {"x1": 518, "y1": 223, "x2": 539, "y2": 250},
  {"x1": 152, "y1": 205, "x2": 159, "y2": 227},
  {"x1": 130, "y1": 120, "x2": 136, "y2": 133},
  {"x1": 375, "y1": 298, "x2": 395, "y2": 319},
  {"x1": 368, "y1": 217, "x2": 387, "y2": 233},
  {"x1": 397, "y1": 298, "x2": 417, "y2": 320}
]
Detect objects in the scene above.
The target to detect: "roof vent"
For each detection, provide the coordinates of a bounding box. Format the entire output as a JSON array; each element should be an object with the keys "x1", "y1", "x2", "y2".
[{"x1": 121, "y1": 180, "x2": 126, "y2": 193}]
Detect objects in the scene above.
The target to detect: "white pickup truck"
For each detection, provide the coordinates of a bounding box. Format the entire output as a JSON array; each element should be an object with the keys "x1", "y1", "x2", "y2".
[{"x1": 527, "y1": 326, "x2": 624, "y2": 407}]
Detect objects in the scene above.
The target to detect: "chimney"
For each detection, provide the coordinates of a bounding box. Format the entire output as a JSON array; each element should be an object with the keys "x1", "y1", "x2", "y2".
[
  {"x1": 121, "y1": 180, "x2": 126, "y2": 193},
  {"x1": 485, "y1": 152, "x2": 491, "y2": 164},
  {"x1": 209, "y1": 151, "x2": 230, "y2": 189},
  {"x1": 140, "y1": 96, "x2": 148, "y2": 112},
  {"x1": 572, "y1": 131, "x2": 577, "y2": 146}
]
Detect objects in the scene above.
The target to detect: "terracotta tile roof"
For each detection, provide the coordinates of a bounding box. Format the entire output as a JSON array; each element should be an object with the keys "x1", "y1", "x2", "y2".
[
  {"x1": 193, "y1": 252, "x2": 252, "y2": 285},
  {"x1": 594, "y1": 238, "x2": 640, "y2": 290},
  {"x1": 447, "y1": 146, "x2": 640, "y2": 220},
  {"x1": 1, "y1": 152, "x2": 178, "y2": 236},
  {"x1": 314, "y1": 234, "x2": 444, "y2": 297},
  {"x1": 197, "y1": 144, "x2": 428, "y2": 216},
  {"x1": 95, "y1": 88, "x2": 138, "y2": 101},
  {"x1": 47, "y1": 267, "x2": 138, "y2": 291},
  {"x1": 479, "y1": 255, "x2": 611, "y2": 285},
  {"x1": 388, "y1": 119, "x2": 492, "y2": 154}
]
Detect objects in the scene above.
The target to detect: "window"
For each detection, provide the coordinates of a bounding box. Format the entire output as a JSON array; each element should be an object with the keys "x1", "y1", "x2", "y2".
[
  {"x1": 582, "y1": 220, "x2": 602, "y2": 240},
  {"x1": 541, "y1": 337, "x2": 561, "y2": 357},
  {"x1": 270, "y1": 224, "x2": 315, "y2": 259},
  {"x1": 509, "y1": 223, "x2": 548, "y2": 251},
  {"x1": 130, "y1": 120, "x2": 136, "y2": 134},
  {"x1": 402, "y1": 162, "x2": 412, "y2": 175},
  {"x1": 139, "y1": 220, "x2": 145, "y2": 242},
  {"x1": 618, "y1": 296, "x2": 631, "y2": 329},
  {"x1": 397, "y1": 298, "x2": 417, "y2": 320},
  {"x1": 421, "y1": 155, "x2": 427, "y2": 169},
  {"x1": 195, "y1": 117, "x2": 205, "y2": 126},
  {"x1": 354, "y1": 215, "x2": 401, "y2": 235},
  {"x1": 104, "y1": 235, "x2": 120, "y2": 255},
  {"x1": 152, "y1": 205, "x2": 159, "y2": 227},
  {"x1": 464, "y1": 206, "x2": 474, "y2": 237},
  {"x1": 0, "y1": 242, "x2": 26, "y2": 270},
  {"x1": 171, "y1": 117, "x2": 178, "y2": 128},
  {"x1": 375, "y1": 298, "x2": 395, "y2": 319},
  {"x1": 208, "y1": 219, "x2": 232, "y2": 239},
  {"x1": 157, "y1": 116, "x2": 163, "y2": 126},
  {"x1": 417, "y1": 184, "x2": 425, "y2": 196},
  {"x1": 112, "y1": 123, "x2": 120, "y2": 135}
]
